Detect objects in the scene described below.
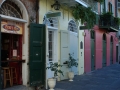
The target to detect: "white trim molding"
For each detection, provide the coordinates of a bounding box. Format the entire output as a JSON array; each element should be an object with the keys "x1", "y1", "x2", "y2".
[
  {"x1": 75, "y1": 0, "x2": 88, "y2": 7},
  {"x1": 0, "y1": 14, "x2": 27, "y2": 23}
]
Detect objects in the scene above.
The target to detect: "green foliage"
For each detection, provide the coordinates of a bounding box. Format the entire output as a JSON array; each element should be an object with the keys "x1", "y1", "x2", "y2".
[
  {"x1": 46, "y1": 62, "x2": 64, "y2": 78},
  {"x1": 71, "y1": 4, "x2": 96, "y2": 30},
  {"x1": 101, "y1": 12, "x2": 120, "y2": 25},
  {"x1": 67, "y1": 53, "x2": 78, "y2": 72},
  {"x1": 101, "y1": 12, "x2": 113, "y2": 22},
  {"x1": 114, "y1": 17, "x2": 120, "y2": 25}
]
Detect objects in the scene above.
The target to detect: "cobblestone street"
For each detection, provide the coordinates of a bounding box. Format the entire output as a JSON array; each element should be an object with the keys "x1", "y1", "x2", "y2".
[
  {"x1": 3, "y1": 63, "x2": 120, "y2": 90},
  {"x1": 55, "y1": 63, "x2": 120, "y2": 90}
]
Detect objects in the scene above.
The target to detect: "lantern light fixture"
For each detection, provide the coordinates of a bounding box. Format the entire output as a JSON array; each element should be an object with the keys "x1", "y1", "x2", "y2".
[{"x1": 51, "y1": 0, "x2": 60, "y2": 10}]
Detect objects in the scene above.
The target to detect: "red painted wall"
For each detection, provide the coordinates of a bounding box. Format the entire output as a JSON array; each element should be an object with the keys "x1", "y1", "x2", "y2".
[
  {"x1": 84, "y1": 26, "x2": 118, "y2": 73},
  {"x1": 84, "y1": 30, "x2": 91, "y2": 72}
]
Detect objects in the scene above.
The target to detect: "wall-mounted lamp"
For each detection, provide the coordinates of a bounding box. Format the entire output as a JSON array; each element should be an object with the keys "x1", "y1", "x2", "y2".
[{"x1": 51, "y1": 1, "x2": 60, "y2": 10}]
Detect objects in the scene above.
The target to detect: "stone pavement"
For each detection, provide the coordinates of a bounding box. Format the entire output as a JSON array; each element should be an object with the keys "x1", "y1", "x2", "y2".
[
  {"x1": 2, "y1": 63, "x2": 120, "y2": 90},
  {"x1": 55, "y1": 63, "x2": 120, "y2": 90}
]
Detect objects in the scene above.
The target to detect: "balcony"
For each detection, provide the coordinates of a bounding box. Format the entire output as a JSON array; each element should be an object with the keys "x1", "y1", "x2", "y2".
[{"x1": 99, "y1": 15, "x2": 119, "y2": 32}]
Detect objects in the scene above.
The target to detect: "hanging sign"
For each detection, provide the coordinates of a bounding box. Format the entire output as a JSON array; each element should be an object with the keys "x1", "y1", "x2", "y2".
[
  {"x1": 46, "y1": 12, "x2": 61, "y2": 18},
  {"x1": 1, "y1": 20, "x2": 23, "y2": 34}
]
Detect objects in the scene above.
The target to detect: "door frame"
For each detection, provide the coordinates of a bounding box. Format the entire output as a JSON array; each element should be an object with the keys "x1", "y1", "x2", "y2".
[
  {"x1": 102, "y1": 33, "x2": 106, "y2": 67},
  {"x1": 45, "y1": 26, "x2": 58, "y2": 89},
  {"x1": 110, "y1": 36, "x2": 113, "y2": 64}
]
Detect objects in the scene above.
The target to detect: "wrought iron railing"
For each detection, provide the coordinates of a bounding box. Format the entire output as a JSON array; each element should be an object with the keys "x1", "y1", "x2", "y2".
[{"x1": 99, "y1": 15, "x2": 119, "y2": 30}]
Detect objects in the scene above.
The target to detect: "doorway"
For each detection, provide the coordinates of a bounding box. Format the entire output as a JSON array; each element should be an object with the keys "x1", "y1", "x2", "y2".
[
  {"x1": 1, "y1": 33, "x2": 22, "y2": 88},
  {"x1": 116, "y1": 46, "x2": 118, "y2": 62},
  {"x1": 102, "y1": 34, "x2": 106, "y2": 67},
  {"x1": 110, "y1": 36, "x2": 113, "y2": 64},
  {"x1": 68, "y1": 20, "x2": 78, "y2": 75},
  {"x1": 91, "y1": 31, "x2": 95, "y2": 71}
]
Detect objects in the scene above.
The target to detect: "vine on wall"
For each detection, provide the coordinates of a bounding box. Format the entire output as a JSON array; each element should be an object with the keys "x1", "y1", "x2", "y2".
[{"x1": 71, "y1": 4, "x2": 96, "y2": 30}]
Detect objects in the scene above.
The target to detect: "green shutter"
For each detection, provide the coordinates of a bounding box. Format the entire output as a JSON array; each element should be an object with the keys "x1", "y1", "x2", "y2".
[
  {"x1": 29, "y1": 23, "x2": 46, "y2": 86},
  {"x1": 60, "y1": 30, "x2": 69, "y2": 80},
  {"x1": 0, "y1": 16, "x2": 2, "y2": 89},
  {"x1": 110, "y1": 42, "x2": 113, "y2": 64}
]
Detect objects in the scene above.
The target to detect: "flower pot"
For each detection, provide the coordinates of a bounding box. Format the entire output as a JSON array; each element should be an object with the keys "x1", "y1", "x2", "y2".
[
  {"x1": 68, "y1": 72, "x2": 74, "y2": 81},
  {"x1": 48, "y1": 78, "x2": 56, "y2": 90}
]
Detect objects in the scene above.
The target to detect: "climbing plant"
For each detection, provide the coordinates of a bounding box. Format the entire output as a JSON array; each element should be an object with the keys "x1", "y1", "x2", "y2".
[{"x1": 71, "y1": 4, "x2": 96, "y2": 30}]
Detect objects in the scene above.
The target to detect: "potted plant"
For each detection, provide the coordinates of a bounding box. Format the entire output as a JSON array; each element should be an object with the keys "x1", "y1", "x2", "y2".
[
  {"x1": 67, "y1": 53, "x2": 78, "y2": 81},
  {"x1": 46, "y1": 62, "x2": 63, "y2": 90},
  {"x1": 100, "y1": 12, "x2": 113, "y2": 26}
]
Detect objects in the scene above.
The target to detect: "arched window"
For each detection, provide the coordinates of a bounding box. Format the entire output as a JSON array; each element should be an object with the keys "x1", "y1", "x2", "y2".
[
  {"x1": 103, "y1": 33, "x2": 106, "y2": 40},
  {"x1": 91, "y1": 31, "x2": 95, "y2": 39},
  {"x1": 43, "y1": 15, "x2": 58, "y2": 28},
  {"x1": 111, "y1": 36, "x2": 113, "y2": 42},
  {"x1": 68, "y1": 20, "x2": 77, "y2": 33},
  {"x1": 0, "y1": 0, "x2": 22, "y2": 19}
]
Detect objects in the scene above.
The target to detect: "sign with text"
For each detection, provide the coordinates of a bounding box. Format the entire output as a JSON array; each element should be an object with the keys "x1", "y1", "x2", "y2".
[{"x1": 1, "y1": 20, "x2": 23, "y2": 34}]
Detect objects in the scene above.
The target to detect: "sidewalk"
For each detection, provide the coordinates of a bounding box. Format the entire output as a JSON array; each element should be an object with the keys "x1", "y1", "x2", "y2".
[
  {"x1": 3, "y1": 63, "x2": 120, "y2": 90},
  {"x1": 55, "y1": 63, "x2": 120, "y2": 90}
]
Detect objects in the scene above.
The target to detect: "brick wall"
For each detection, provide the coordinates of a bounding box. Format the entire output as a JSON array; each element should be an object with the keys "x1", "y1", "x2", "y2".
[{"x1": 20, "y1": 0, "x2": 37, "y2": 22}]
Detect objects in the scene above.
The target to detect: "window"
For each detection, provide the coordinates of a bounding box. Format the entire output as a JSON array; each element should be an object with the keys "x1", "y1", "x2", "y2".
[
  {"x1": 48, "y1": 31, "x2": 54, "y2": 61},
  {"x1": 108, "y1": 2, "x2": 112, "y2": 13},
  {"x1": 91, "y1": 31, "x2": 95, "y2": 39},
  {"x1": 68, "y1": 20, "x2": 77, "y2": 33},
  {"x1": 103, "y1": 33, "x2": 106, "y2": 40},
  {"x1": 100, "y1": 2, "x2": 105, "y2": 13},
  {"x1": 0, "y1": 0, "x2": 22, "y2": 19}
]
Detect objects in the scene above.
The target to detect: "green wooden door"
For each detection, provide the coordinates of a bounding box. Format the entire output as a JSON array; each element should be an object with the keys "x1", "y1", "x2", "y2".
[
  {"x1": 29, "y1": 23, "x2": 46, "y2": 86},
  {"x1": 0, "y1": 16, "x2": 2, "y2": 89},
  {"x1": 116, "y1": 46, "x2": 118, "y2": 62},
  {"x1": 110, "y1": 42, "x2": 113, "y2": 64},
  {"x1": 102, "y1": 40, "x2": 106, "y2": 67},
  {"x1": 91, "y1": 39, "x2": 95, "y2": 71},
  {"x1": 91, "y1": 31, "x2": 95, "y2": 71}
]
